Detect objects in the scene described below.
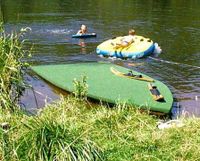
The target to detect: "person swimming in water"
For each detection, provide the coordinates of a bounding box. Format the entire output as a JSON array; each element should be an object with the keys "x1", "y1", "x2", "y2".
[
  {"x1": 112, "y1": 29, "x2": 135, "y2": 49},
  {"x1": 76, "y1": 24, "x2": 87, "y2": 35}
]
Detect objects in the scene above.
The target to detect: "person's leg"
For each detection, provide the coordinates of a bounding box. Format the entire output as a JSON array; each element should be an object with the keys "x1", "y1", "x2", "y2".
[
  {"x1": 112, "y1": 41, "x2": 129, "y2": 49},
  {"x1": 120, "y1": 41, "x2": 129, "y2": 47}
]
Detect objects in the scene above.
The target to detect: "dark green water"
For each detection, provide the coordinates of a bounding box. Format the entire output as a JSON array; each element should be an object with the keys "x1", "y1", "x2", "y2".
[{"x1": 1, "y1": 0, "x2": 200, "y2": 115}]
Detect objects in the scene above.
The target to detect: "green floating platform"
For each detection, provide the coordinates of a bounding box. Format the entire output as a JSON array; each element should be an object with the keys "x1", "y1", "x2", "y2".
[{"x1": 31, "y1": 62, "x2": 173, "y2": 114}]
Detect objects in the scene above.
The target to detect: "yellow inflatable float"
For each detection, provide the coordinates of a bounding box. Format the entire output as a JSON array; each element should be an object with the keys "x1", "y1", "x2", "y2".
[{"x1": 96, "y1": 35, "x2": 155, "y2": 59}]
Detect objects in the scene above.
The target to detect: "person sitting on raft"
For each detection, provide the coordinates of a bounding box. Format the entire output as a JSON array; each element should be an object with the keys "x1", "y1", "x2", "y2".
[
  {"x1": 112, "y1": 29, "x2": 135, "y2": 49},
  {"x1": 76, "y1": 24, "x2": 87, "y2": 35}
]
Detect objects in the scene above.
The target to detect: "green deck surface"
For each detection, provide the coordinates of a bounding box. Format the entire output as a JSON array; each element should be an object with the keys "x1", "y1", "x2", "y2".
[{"x1": 31, "y1": 62, "x2": 173, "y2": 113}]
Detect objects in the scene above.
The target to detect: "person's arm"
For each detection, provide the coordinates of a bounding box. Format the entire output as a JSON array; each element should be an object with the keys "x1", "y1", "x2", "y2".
[{"x1": 76, "y1": 30, "x2": 82, "y2": 35}]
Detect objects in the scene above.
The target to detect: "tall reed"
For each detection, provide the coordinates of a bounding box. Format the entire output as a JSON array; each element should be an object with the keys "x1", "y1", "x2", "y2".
[{"x1": 0, "y1": 22, "x2": 29, "y2": 110}]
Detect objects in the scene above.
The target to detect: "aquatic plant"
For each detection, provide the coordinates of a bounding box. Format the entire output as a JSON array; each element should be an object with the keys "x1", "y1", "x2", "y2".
[{"x1": 73, "y1": 75, "x2": 88, "y2": 100}]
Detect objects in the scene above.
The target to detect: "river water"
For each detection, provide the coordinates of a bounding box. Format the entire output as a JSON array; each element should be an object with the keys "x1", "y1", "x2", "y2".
[{"x1": 1, "y1": 0, "x2": 200, "y2": 116}]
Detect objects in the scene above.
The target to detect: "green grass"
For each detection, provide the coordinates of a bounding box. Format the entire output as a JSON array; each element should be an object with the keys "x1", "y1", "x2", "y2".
[
  {"x1": 1, "y1": 97, "x2": 200, "y2": 160},
  {"x1": 0, "y1": 22, "x2": 29, "y2": 110}
]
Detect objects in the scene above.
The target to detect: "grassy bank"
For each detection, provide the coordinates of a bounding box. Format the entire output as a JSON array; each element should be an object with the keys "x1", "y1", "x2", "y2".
[{"x1": 1, "y1": 97, "x2": 200, "y2": 160}]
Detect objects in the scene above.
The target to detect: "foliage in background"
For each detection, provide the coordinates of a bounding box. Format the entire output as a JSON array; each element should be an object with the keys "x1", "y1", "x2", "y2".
[{"x1": 0, "y1": 22, "x2": 30, "y2": 110}]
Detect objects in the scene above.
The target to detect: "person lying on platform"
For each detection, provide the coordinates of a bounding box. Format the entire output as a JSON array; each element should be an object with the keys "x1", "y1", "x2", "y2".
[
  {"x1": 112, "y1": 29, "x2": 135, "y2": 49},
  {"x1": 76, "y1": 24, "x2": 87, "y2": 35}
]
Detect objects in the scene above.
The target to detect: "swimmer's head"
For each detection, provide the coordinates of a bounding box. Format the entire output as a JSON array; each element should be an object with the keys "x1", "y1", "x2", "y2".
[
  {"x1": 81, "y1": 25, "x2": 87, "y2": 31},
  {"x1": 129, "y1": 29, "x2": 135, "y2": 35}
]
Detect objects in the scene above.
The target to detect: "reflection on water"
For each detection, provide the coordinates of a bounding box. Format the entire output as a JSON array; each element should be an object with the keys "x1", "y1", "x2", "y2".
[
  {"x1": 2, "y1": 0, "x2": 200, "y2": 116},
  {"x1": 78, "y1": 39, "x2": 87, "y2": 54}
]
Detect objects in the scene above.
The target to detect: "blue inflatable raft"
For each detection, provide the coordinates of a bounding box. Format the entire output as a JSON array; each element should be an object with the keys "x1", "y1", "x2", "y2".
[{"x1": 72, "y1": 33, "x2": 97, "y2": 38}]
